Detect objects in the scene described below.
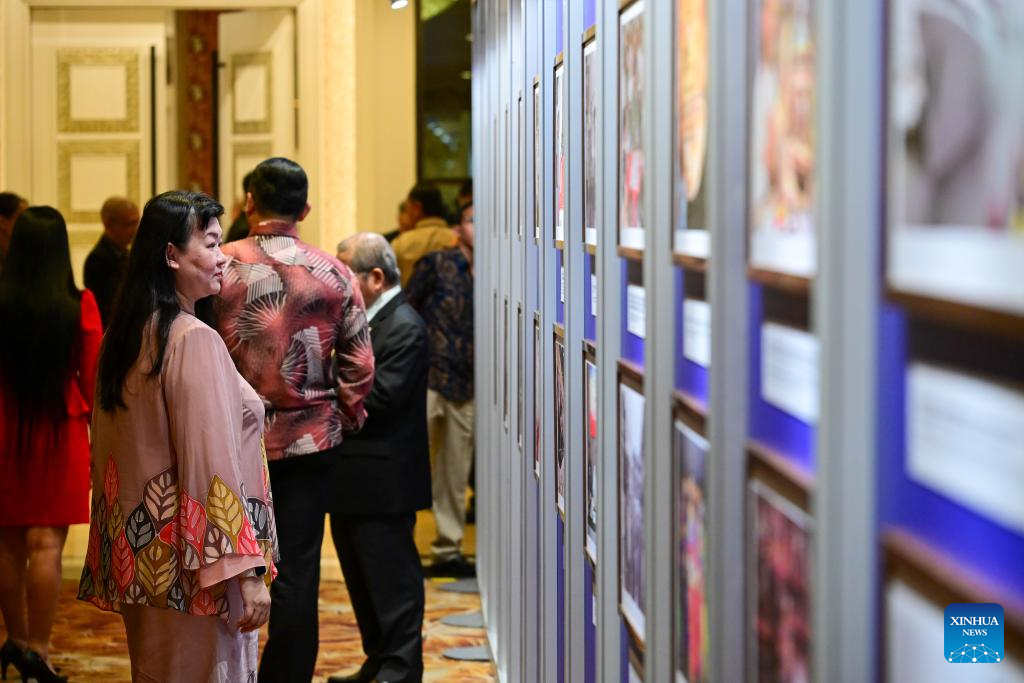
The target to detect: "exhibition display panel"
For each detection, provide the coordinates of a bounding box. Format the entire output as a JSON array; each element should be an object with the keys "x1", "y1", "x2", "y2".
[{"x1": 470, "y1": 0, "x2": 1023, "y2": 681}]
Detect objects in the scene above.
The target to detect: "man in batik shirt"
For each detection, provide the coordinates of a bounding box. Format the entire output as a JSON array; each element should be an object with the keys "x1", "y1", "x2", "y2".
[
  {"x1": 406, "y1": 201, "x2": 475, "y2": 579},
  {"x1": 215, "y1": 157, "x2": 374, "y2": 682}
]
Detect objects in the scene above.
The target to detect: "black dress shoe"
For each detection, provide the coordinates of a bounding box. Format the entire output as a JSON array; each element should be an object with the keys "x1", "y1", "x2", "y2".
[
  {"x1": 327, "y1": 668, "x2": 376, "y2": 683},
  {"x1": 424, "y1": 555, "x2": 476, "y2": 578}
]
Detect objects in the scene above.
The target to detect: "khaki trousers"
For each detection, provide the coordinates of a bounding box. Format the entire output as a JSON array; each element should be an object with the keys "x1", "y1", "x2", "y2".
[{"x1": 427, "y1": 389, "x2": 475, "y2": 561}]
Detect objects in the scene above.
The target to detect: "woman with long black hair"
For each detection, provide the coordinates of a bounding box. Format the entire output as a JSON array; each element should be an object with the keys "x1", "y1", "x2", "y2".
[
  {"x1": 0, "y1": 206, "x2": 102, "y2": 682},
  {"x1": 78, "y1": 190, "x2": 277, "y2": 682}
]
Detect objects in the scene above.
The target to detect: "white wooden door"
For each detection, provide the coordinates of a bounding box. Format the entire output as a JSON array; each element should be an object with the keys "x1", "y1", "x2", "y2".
[
  {"x1": 217, "y1": 9, "x2": 295, "y2": 211},
  {"x1": 30, "y1": 9, "x2": 171, "y2": 286}
]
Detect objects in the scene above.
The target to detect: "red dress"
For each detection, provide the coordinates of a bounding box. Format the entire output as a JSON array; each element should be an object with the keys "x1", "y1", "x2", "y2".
[{"x1": 0, "y1": 289, "x2": 102, "y2": 526}]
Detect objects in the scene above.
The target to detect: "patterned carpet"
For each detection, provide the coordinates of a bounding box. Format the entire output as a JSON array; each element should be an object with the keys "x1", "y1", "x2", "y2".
[
  {"x1": 3, "y1": 576, "x2": 494, "y2": 682},
  {"x1": 2, "y1": 513, "x2": 493, "y2": 682}
]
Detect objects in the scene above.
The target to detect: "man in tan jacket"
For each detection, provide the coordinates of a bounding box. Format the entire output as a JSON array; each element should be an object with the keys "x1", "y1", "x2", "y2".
[{"x1": 392, "y1": 182, "x2": 457, "y2": 287}]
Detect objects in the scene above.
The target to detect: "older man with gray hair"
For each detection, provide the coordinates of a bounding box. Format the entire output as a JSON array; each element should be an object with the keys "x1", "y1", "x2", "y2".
[
  {"x1": 328, "y1": 233, "x2": 431, "y2": 683},
  {"x1": 84, "y1": 196, "x2": 139, "y2": 328}
]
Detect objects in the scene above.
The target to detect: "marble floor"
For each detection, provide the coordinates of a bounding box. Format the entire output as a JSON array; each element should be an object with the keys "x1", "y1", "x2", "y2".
[{"x1": 2, "y1": 513, "x2": 494, "y2": 682}]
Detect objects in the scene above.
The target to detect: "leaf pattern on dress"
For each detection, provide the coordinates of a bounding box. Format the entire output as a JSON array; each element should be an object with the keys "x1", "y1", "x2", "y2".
[
  {"x1": 124, "y1": 580, "x2": 147, "y2": 606},
  {"x1": 246, "y1": 498, "x2": 270, "y2": 539},
  {"x1": 183, "y1": 544, "x2": 201, "y2": 572},
  {"x1": 236, "y1": 517, "x2": 261, "y2": 556},
  {"x1": 167, "y1": 581, "x2": 186, "y2": 612},
  {"x1": 125, "y1": 504, "x2": 155, "y2": 554},
  {"x1": 190, "y1": 588, "x2": 217, "y2": 616},
  {"x1": 136, "y1": 539, "x2": 176, "y2": 606},
  {"x1": 207, "y1": 476, "x2": 244, "y2": 540},
  {"x1": 177, "y1": 491, "x2": 207, "y2": 569},
  {"x1": 203, "y1": 523, "x2": 233, "y2": 565},
  {"x1": 85, "y1": 521, "x2": 101, "y2": 574},
  {"x1": 99, "y1": 534, "x2": 112, "y2": 580},
  {"x1": 112, "y1": 530, "x2": 135, "y2": 592},
  {"x1": 106, "y1": 501, "x2": 124, "y2": 543},
  {"x1": 77, "y1": 569, "x2": 95, "y2": 601},
  {"x1": 158, "y1": 519, "x2": 181, "y2": 556},
  {"x1": 103, "y1": 457, "x2": 119, "y2": 506},
  {"x1": 142, "y1": 468, "x2": 178, "y2": 527}
]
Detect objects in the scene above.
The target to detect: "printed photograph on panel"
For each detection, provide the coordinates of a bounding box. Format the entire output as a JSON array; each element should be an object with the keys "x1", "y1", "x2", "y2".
[
  {"x1": 750, "y1": 481, "x2": 812, "y2": 683},
  {"x1": 554, "y1": 333, "x2": 567, "y2": 516},
  {"x1": 534, "y1": 82, "x2": 543, "y2": 242},
  {"x1": 619, "y1": 1, "x2": 646, "y2": 251},
  {"x1": 674, "y1": 0, "x2": 710, "y2": 254},
  {"x1": 749, "y1": 0, "x2": 817, "y2": 276},
  {"x1": 619, "y1": 377, "x2": 646, "y2": 642},
  {"x1": 887, "y1": 0, "x2": 1024, "y2": 313},
  {"x1": 554, "y1": 62, "x2": 566, "y2": 244},
  {"x1": 533, "y1": 314, "x2": 542, "y2": 478},
  {"x1": 674, "y1": 420, "x2": 709, "y2": 683},
  {"x1": 584, "y1": 356, "x2": 599, "y2": 564},
  {"x1": 517, "y1": 305, "x2": 524, "y2": 449},
  {"x1": 584, "y1": 38, "x2": 599, "y2": 247}
]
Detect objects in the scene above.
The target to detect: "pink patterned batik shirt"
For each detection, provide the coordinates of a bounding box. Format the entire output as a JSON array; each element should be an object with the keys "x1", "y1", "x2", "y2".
[{"x1": 214, "y1": 220, "x2": 375, "y2": 461}]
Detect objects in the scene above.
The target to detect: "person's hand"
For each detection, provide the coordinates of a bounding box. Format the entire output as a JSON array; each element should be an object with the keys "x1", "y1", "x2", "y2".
[{"x1": 236, "y1": 575, "x2": 271, "y2": 632}]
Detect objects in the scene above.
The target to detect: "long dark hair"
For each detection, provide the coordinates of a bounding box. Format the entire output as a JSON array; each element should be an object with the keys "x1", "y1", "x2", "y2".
[
  {"x1": 0, "y1": 206, "x2": 82, "y2": 457},
  {"x1": 97, "y1": 191, "x2": 223, "y2": 411}
]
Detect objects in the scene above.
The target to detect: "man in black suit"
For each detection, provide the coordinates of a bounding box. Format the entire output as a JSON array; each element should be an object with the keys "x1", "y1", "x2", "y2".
[
  {"x1": 83, "y1": 197, "x2": 138, "y2": 328},
  {"x1": 329, "y1": 232, "x2": 431, "y2": 683}
]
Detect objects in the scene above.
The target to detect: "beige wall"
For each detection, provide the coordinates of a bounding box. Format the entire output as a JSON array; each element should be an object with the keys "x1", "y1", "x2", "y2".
[{"x1": 355, "y1": 0, "x2": 416, "y2": 238}]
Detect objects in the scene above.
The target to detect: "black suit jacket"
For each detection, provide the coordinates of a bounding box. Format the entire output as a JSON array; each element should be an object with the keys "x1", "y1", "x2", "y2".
[
  {"x1": 332, "y1": 291, "x2": 432, "y2": 516},
  {"x1": 83, "y1": 235, "x2": 127, "y2": 329}
]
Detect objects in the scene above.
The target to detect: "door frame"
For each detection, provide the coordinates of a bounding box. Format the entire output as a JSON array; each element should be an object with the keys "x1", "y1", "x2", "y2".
[{"x1": 1, "y1": 0, "x2": 333, "y2": 247}]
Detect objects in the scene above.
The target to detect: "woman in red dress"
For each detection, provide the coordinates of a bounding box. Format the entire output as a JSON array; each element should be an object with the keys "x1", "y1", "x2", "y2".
[{"x1": 0, "y1": 206, "x2": 102, "y2": 682}]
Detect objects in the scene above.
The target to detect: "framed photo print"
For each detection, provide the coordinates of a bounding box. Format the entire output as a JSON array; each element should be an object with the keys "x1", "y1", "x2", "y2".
[
  {"x1": 882, "y1": 529, "x2": 1024, "y2": 678},
  {"x1": 533, "y1": 77, "x2": 542, "y2": 243},
  {"x1": 517, "y1": 303, "x2": 524, "y2": 451},
  {"x1": 554, "y1": 325, "x2": 567, "y2": 516},
  {"x1": 618, "y1": 361, "x2": 646, "y2": 644},
  {"x1": 673, "y1": 0, "x2": 711, "y2": 260},
  {"x1": 748, "y1": 479, "x2": 812, "y2": 683},
  {"x1": 748, "y1": 0, "x2": 817, "y2": 279},
  {"x1": 518, "y1": 91, "x2": 525, "y2": 240},
  {"x1": 583, "y1": 31, "x2": 598, "y2": 250},
  {"x1": 584, "y1": 342, "x2": 599, "y2": 565},
  {"x1": 674, "y1": 408, "x2": 709, "y2": 683},
  {"x1": 886, "y1": 0, "x2": 1024, "y2": 317},
  {"x1": 533, "y1": 312, "x2": 542, "y2": 479},
  {"x1": 503, "y1": 297, "x2": 509, "y2": 430},
  {"x1": 554, "y1": 56, "x2": 567, "y2": 248},
  {"x1": 618, "y1": 0, "x2": 646, "y2": 256}
]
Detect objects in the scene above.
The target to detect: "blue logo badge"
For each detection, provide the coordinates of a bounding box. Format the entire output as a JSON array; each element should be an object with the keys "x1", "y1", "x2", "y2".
[{"x1": 945, "y1": 603, "x2": 1004, "y2": 664}]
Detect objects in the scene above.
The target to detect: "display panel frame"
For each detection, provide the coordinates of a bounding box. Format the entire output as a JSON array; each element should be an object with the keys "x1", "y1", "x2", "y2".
[
  {"x1": 554, "y1": 54, "x2": 567, "y2": 250},
  {"x1": 882, "y1": 527, "x2": 1024, "y2": 666},
  {"x1": 583, "y1": 341, "x2": 599, "y2": 566},
  {"x1": 617, "y1": 0, "x2": 646, "y2": 260},
  {"x1": 582, "y1": 28, "x2": 599, "y2": 253},
  {"x1": 884, "y1": 0, "x2": 1024, "y2": 327},
  {"x1": 747, "y1": 475, "x2": 813, "y2": 683},
  {"x1": 533, "y1": 76, "x2": 543, "y2": 245},
  {"x1": 746, "y1": 0, "x2": 818, "y2": 287},
  {"x1": 672, "y1": 0, "x2": 712, "y2": 263},
  {"x1": 554, "y1": 323, "x2": 568, "y2": 517},
  {"x1": 618, "y1": 359, "x2": 646, "y2": 647},
  {"x1": 533, "y1": 311, "x2": 542, "y2": 480},
  {"x1": 673, "y1": 394, "x2": 710, "y2": 683}
]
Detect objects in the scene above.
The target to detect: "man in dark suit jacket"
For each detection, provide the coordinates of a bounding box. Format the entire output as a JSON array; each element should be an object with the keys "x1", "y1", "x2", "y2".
[
  {"x1": 329, "y1": 233, "x2": 431, "y2": 683},
  {"x1": 83, "y1": 197, "x2": 138, "y2": 328}
]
